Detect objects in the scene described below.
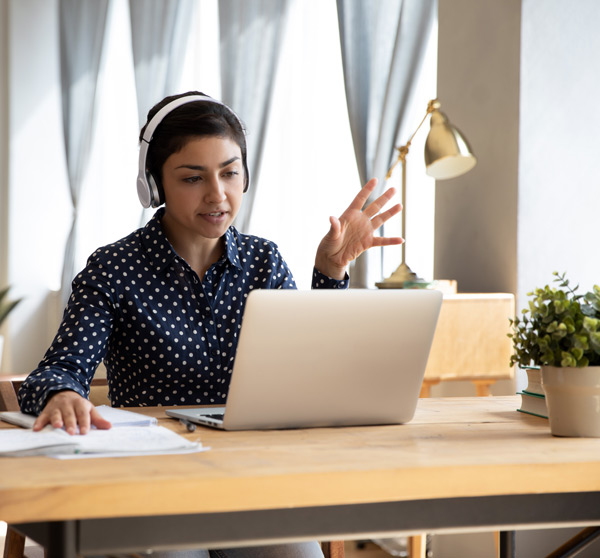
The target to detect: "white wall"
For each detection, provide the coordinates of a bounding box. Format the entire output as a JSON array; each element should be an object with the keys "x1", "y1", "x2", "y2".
[
  {"x1": 519, "y1": 0, "x2": 600, "y2": 309},
  {"x1": 515, "y1": 4, "x2": 600, "y2": 552}
]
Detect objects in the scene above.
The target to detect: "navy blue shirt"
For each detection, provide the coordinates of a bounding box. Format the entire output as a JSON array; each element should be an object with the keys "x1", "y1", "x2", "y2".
[{"x1": 19, "y1": 208, "x2": 348, "y2": 414}]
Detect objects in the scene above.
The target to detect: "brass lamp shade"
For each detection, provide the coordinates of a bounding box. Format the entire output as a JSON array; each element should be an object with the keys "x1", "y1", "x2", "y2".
[{"x1": 425, "y1": 109, "x2": 476, "y2": 180}]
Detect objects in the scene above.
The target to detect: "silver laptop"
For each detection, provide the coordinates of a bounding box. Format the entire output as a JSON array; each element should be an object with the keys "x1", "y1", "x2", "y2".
[{"x1": 166, "y1": 288, "x2": 442, "y2": 430}]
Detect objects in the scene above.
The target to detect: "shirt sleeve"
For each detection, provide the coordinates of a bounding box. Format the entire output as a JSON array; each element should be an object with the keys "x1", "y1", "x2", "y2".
[
  {"x1": 266, "y1": 245, "x2": 349, "y2": 290},
  {"x1": 263, "y1": 241, "x2": 297, "y2": 289},
  {"x1": 311, "y1": 268, "x2": 349, "y2": 289},
  {"x1": 18, "y1": 253, "x2": 116, "y2": 415}
]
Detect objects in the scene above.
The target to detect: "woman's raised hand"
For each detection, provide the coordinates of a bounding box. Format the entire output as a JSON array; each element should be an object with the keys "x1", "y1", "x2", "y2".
[{"x1": 315, "y1": 178, "x2": 403, "y2": 280}]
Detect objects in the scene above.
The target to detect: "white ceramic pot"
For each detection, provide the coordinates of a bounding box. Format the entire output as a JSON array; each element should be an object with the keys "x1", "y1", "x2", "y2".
[{"x1": 541, "y1": 366, "x2": 600, "y2": 437}]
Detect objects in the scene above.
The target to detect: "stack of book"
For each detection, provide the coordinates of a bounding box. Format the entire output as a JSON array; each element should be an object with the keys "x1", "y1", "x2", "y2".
[{"x1": 517, "y1": 367, "x2": 548, "y2": 418}]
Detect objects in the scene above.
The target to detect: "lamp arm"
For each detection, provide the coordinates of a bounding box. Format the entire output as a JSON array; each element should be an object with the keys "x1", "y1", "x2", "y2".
[{"x1": 385, "y1": 99, "x2": 439, "y2": 180}]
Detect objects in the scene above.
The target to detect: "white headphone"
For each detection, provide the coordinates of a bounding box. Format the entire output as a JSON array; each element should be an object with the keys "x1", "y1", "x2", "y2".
[{"x1": 136, "y1": 94, "x2": 244, "y2": 208}]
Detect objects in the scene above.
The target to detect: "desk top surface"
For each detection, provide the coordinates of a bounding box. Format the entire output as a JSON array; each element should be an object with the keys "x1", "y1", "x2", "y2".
[{"x1": 2, "y1": 396, "x2": 600, "y2": 523}]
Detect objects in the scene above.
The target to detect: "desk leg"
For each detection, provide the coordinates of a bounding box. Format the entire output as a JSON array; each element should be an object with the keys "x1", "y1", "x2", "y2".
[
  {"x1": 47, "y1": 520, "x2": 77, "y2": 558},
  {"x1": 472, "y1": 380, "x2": 495, "y2": 397},
  {"x1": 420, "y1": 381, "x2": 439, "y2": 398},
  {"x1": 498, "y1": 531, "x2": 515, "y2": 558},
  {"x1": 408, "y1": 535, "x2": 426, "y2": 558}
]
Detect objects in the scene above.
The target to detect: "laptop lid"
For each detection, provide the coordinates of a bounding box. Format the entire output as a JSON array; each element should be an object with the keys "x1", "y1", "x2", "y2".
[{"x1": 174, "y1": 288, "x2": 441, "y2": 431}]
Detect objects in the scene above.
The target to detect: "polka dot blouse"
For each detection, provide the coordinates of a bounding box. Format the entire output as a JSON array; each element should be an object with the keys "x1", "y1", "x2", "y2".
[{"x1": 18, "y1": 208, "x2": 348, "y2": 414}]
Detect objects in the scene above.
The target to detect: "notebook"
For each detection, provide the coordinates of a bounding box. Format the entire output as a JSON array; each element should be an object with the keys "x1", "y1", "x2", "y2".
[{"x1": 166, "y1": 288, "x2": 442, "y2": 430}]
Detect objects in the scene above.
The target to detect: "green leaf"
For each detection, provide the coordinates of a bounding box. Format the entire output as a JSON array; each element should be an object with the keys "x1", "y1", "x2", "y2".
[
  {"x1": 573, "y1": 334, "x2": 589, "y2": 351},
  {"x1": 0, "y1": 287, "x2": 22, "y2": 327},
  {"x1": 561, "y1": 352, "x2": 578, "y2": 367}
]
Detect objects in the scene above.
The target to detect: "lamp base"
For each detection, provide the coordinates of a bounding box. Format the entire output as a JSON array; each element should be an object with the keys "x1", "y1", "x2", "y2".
[{"x1": 375, "y1": 262, "x2": 428, "y2": 289}]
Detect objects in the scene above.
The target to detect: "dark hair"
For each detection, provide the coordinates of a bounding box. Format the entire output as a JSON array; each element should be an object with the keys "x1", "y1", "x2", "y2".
[{"x1": 139, "y1": 91, "x2": 250, "y2": 193}]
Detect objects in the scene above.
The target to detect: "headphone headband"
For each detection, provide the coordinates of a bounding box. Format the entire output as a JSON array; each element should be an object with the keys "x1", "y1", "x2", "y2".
[{"x1": 137, "y1": 94, "x2": 244, "y2": 208}]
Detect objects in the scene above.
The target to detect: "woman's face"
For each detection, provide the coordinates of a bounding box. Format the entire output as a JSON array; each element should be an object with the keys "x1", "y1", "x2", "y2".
[{"x1": 161, "y1": 136, "x2": 245, "y2": 242}]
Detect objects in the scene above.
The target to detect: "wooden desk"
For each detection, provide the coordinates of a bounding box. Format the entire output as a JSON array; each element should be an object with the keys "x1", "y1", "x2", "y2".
[{"x1": 1, "y1": 397, "x2": 600, "y2": 558}]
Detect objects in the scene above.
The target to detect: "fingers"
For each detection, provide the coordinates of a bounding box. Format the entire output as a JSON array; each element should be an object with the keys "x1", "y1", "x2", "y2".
[
  {"x1": 32, "y1": 414, "x2": 51, "y2": 432},
  {"x1": 34, "y1": 390, "x2": 96, "y2": 435},
  {"x1": 317, "y1": 177, "x2": 402, "y2": 272},
  {"x1": 74, "y1": 404, "x2": 92, "y2": 435},
  {"x1": 371, "y1": 236, "x2": 404, "y2": 247},
  {"x1": 345, "y1": 179, "x2": 400, "y2": 222},
  {"x1": 34, "y1": 406, "x2": 69, "y2": 432},
  {"x1": 347, "y1": 178, "x2": 379, "y2": 211},
  {"x1": 324, "y1": 216, "x2": 341, "y2": 240},
  {"x1": 369, "y1": 203, "x2": 402, "y2": 230},
  {"x1": 90, "y1": 407, "x2": 112, "y2": 431},
  {"x1": 362, "y1": 187, "x2": 398, "y2": 219}
]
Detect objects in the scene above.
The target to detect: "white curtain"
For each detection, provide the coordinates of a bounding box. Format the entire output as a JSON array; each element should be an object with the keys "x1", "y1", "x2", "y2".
[
  {"x1": 128, "y1": 0, "x2": 195, "y2": 224},
  {"x1": 219, "y1": 0, "x2": 292, "y2": 233},
  {"x1": 128, "y1": 0, "x2": 195, "y2": 128},
  {"x1": 337, "y1": 0, "x2": 436, "y2": 287},
  {"x1": 59, "y1": 0, "x2": 109, "y2": 304}
]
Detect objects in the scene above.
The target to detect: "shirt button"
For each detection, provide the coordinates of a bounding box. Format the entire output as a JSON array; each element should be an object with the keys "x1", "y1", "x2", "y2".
[{"x1": 211, "y1": 349, "x2": 219, "y2": 357}]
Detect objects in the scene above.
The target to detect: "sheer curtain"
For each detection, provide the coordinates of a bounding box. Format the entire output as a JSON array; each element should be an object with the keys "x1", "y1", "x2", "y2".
[
  {"x1": 129, "y1": 0, "x2": 195, "y2": 223},
  {"x1": 59, "y1": 0, "x2": 109, "y2": 304},
  {"x1": 128, "y1": 0, "x2": 195, "y2": 127},
  {"x1": 219, "y1": 0, "x2": 292, "y2": 233},
  {"x1": 336, "y1": 0, "x2": 436, "y2": 287}
]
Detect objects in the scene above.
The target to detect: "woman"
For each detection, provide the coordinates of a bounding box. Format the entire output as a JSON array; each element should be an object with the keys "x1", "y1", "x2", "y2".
[{"x1": 18, "y1": 91, "x2": 402, "y2": 557}]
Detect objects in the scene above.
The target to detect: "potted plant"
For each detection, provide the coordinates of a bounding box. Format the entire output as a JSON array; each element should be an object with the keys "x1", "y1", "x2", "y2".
[
  {"x1": 509, "y1": 271, "x2": 600, "y2": 437},
  {"x1": 0, "y1": 286, "x2": 22, "y2": 368}
]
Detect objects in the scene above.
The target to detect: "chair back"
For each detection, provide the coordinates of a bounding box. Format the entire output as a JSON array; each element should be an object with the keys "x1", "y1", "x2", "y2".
[
  {"x1": 0, "y1": 379, "x2": 20, "y2": 412},
  {"x1": 0, "y1": 377, "x2": 110, "y2": 412}
]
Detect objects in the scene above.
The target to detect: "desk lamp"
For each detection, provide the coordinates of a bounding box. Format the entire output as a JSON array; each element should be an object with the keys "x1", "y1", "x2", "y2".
[{"x1": 376, "y1": 99, "x2": 476, "y2": 288}]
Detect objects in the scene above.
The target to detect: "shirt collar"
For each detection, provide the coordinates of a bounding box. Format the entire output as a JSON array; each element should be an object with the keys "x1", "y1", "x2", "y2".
[
  {"x1": 141, "y1": 208, "x2": 243, "y2": 274},
  {"x1": 223, "y1": 227, "x2": 243, "y2": 270},
  {"x1": 140, "y1": 208, "x2": 178, "y2": 274}
]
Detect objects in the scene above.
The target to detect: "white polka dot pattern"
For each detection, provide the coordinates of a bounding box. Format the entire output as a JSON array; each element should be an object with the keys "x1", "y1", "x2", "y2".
[{"x1": 18, "y1": 208, "x2": 349, "y2": 414}]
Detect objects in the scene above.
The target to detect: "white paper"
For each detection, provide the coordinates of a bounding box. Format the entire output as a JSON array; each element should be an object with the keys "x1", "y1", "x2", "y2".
[
  {"x1": 55, "y1": 445, "x2": 209, "y2": 459},
  {"x1": 94, "y1": 405, "x2": 158, "y2": 427},
  {"x1": 0, "y1": 428, "x2": 78, "y2": 455},
  {"x1": 0, "y1": 425, "x2": 202, "y2": 457},
  {"x1": 69, "y1": 426, "x2": 199, "y2": 453},
  {"x1": 0, "y1": 406, "x2": 158, "y2": 430}
]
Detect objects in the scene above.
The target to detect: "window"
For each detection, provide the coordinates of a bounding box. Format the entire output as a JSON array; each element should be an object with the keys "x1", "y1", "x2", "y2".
[{"x1": 79, "y1": 0, "x2": 437, "y2": 289}]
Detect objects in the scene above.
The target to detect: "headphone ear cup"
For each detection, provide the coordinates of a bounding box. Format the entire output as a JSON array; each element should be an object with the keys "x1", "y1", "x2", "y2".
[
  {"x1": 147, "y1": 173, "x2": 163, "y2": 207},
  {"x1": 136, "y1": 172, "x2": 153, "y2": 208}
]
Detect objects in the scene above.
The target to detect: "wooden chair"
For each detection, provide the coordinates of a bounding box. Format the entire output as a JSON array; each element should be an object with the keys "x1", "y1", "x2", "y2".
[
  {"x1": 0, "y1": 377, "x2": 345, "y2": 558},
  {"x1": 1, "y1": 377, "x2": 40, "y2": 558},
  {"x1": 0, "y1": 379, "x2": 20, "y2": 413}
]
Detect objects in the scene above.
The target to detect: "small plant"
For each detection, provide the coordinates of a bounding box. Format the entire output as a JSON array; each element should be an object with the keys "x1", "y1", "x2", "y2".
[
  {"x1": 0, "y1": 286, "x2": 22, "y2": 328},
  {"x1": 509, "y1": 272, "x2": 600, "y2": 368}
]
